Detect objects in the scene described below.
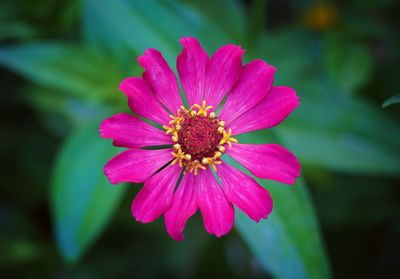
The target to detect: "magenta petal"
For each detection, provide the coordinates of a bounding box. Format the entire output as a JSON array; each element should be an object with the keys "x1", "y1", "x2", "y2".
[
  {"x1": 219, "y1": 60, "x2": 276, "y2": 125},
  {"x1": 100, "y1": 113, "x2": 171, "y2": 148},
  {"x1": 119, "y1": 77, "x2": 170, "y2": 125},
  {"x1": 131, "y1": 163, "x2": 181, "y2": 223},
  {"x1": 164, "y1": 173, "x2": 197, "y2": 241},
  {"x1": 203, "y1": 44, "x2": 244, "y2": 108},
  {"x1": 177, "y1": 37, "x2": 208, "y2": 106},
  {"x1": 226, "y1": 143, "x2": 300, "y2": 185},
  {"x1": 217, "y1": 162, "x2": 273, "y2": 222},
  {"x1": 138, "y1": 49, "x2": 182, "y2": 113},
  {"x1": 104, "y1": 149, "x2": 172, "y2": 184},
  {"x1": 229, "y1": 86, "x2": 299, "y2": 135},
  {"x1": 196, "y1": 169, "x2": 234, "y2": 237}
]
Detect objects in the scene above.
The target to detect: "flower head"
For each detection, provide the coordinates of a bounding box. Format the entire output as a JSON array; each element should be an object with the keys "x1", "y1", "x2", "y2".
[{"x1": 100, "y1": 37, "x2": 300, "y2": 240}]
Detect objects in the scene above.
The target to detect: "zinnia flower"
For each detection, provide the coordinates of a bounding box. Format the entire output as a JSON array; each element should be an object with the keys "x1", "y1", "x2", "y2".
[{"x1": 100, "y1": 37, "x2": 300, "y2": 240}]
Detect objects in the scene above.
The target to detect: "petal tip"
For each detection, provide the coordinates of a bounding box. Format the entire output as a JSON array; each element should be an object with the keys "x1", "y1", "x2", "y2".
[
  {"x1": 119, "y1": 77, "x2": 140, "y2": 94},
  {"x1": 104, "y1": 166, "x2": 119, "y2": 185},
  {"x1": 167, "y1": 230, "x2": 185, "y2": 241},
  {"x1": 217, "y1": 44, "x2": 246, "y2": 57},
  {"x1": 131, "y1": 204, "x2": 153, "y2": 224},
  {"x1": 137, "y1": 48, "x2": 160, "y2": 67},
  {"x1": 179, "y1": 36, "x2": 200, "y2": 46}
]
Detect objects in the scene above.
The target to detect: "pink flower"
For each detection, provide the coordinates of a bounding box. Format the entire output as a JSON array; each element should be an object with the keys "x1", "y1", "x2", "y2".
[{"x1": 100, "y1": 37, "x2": 300, "y2": 241}]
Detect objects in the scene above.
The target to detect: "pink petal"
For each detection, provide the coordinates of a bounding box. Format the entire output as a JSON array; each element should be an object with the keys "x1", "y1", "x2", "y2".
[
  {"x1": 229, "y1": 86, "x2": 299, "y2": 135},
  {"x1": 196, "y1": 169, "x2": 234, "y2": 237},
  {"x1": 100, "y1": 113, "x2": 171, "y2": 148},
  {"x1": 119, "y1": 77, "x2": 170, "y2": 125},
  {"x1": 104, "y1": 148, "x2": 172, "y2": 184},
  {"x1": 177, "y1": 37, "x2": 208, "y2": 106},
  {"x1": 203, "y1": 44, "x2": 244, "y2": 108},
  {"x1": 138, "y1": 49, "x2": 182, "y2": 113},
  {"x1": 131, "y1": 163, "x2": 181, "y2": 223},
  {"x1": 164, "y1": 173, "x2": 197, "y2": 241},
  {"x1": 217, "y1": 162, "x2": 273, "y2": 222},
  {"x1": 219, "y1": 60, "x2": 276, "y2": 125},
  {"x1": 226, "y1": 143, "x2": 300, "y2": 185}
]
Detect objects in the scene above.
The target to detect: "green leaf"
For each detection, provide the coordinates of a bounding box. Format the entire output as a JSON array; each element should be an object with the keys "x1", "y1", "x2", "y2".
[
  {"x1": 182, "y1": 0, "x2": 246, "y2": 43},
  {"x1": 236, "y1": 178, "x2": 330, "y2": 279},
  {"x1": 83, "y1": 0, "x2": 232, "y2": 64},
  {"x1": 277, "y1": 81, "x2": 400, "y2": 175},
  {"x1": 277, "y1": 127, "x2": 400, "y2": 175},
  {"x1": 0, "y1": 43, "x2": 121, "y2": 102},
  {"x1": 247, "y1": 0, "x2": 268, "y2": 45},
  {"x1": 25, "y1": 86, "x2": 112, "y2": 135},
  {"x1": 252, "y1": 29, "x2": 315, "y2": 85},
  {"x1": 83, "y1": 0, "x2": 176, "y2": 62},
  {"x1": 229, "y1": 132, "x2": 330, "y2": 278},
  {"x1": 382, "y1": 94, "x2": 400, "y2": 108},
  {"x1": 252, "y1": 31, "x2": 400, "y2": 175},
  {"x1": 0, "y1": 20, "x2": 36, "y2": 40},
  {"x1": 51, "y1": 119, "x2": 127, "y2": 263},
  {"x1": 324, "y1": 33, "x2": 372, "y2": 94}
]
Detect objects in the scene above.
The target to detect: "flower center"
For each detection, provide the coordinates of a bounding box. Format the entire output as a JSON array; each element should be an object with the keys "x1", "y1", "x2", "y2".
[
  {"x1": 163, "y1": 101, "x2": 237, "y2": 175},
  {"x1": 178, "y1": 114, "x2": 222, "y2": 161}
]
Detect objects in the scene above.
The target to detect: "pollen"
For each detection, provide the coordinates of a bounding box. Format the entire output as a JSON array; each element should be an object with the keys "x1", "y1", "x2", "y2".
[{"x1": 163, "y1": 100, "x2": 237, "y2": 174}]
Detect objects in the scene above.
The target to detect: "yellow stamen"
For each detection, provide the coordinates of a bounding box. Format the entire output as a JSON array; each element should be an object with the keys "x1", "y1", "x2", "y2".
[
  {"x1": 219, "y1": 128, "x2": 237, "y2": 148},
  {"x1": 193, "y1": 100, "x2": 213, "y2": 117},
  {"x1": 214, "y1": 151, "x2": 222, "y2": 159},
  {"x1": 163, "y1": 125, "x2": 174, "y2": 134},
  {"x1": 202, "y1": 157, "x2": 222, "y2": 172}
]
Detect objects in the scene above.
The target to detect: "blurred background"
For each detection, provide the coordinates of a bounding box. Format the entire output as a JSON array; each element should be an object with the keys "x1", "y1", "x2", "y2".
[{"x1": 1, "y1": 0, "x2": 400, "y2": 278}]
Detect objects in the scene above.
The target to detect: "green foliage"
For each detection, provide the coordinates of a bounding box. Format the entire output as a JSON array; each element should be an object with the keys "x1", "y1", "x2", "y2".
[
  {"x1": 278, "y1": 87, "x2": 400, "y2": 175},
  {"x1": 236, "y1": 179, "x2": 330, "y2": 279},
  {"x1": 383, "y1": 94, "x2": 400, "y2": 107},
  {"x1": 0, "y1": 43, "x2": 122, "y2": 103},
  {"x1": 324, "y1": 33, "x2": 372, "y2": 94},
  {"x1": 83, "y1": 0, "x2": 234, "y2": 64},
  {"x1": 226, "y1": 130, "x2": 330, "y2": 279},
  {"x1": 253, "y1": 29, "x2": 400, "y2": 175},
  {"x1": 181, "y1": 0, "x2": 246, "y2": 42},
  {"x1": 51, "y1": 119, "x2": 127, "y2": 263}
]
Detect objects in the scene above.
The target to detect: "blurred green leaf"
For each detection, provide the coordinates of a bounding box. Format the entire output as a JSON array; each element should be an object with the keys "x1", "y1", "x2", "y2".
[
  {"x1": 83, "y1": 0, "x2": 176, "y2": 62},
  {"x1": 253, "y1": 29, "x2": 315, "y2": 85},
  {"x1": 382, "y1": 94, "x2": 400, "y2": 108},
  {"x1": 25, "y1": 86, "x2": 112, "y2": 135},
  {"x1": 0, "y1": 20, "x2": 36, "y2": 40},
  {"x1": 236, "y1": 178, "x2": 330, "y2": 279},
  {"x1": 228, "y1": 132, "x2": 330, "y2": 279},
  {"x1": 83, "y1": 0, "x2": 232, "y2": 64},
  {"x1": 277, "y1": 81, "x2": 400, "y2": 175},
  {"x1": 324, "y1": 34, "x2": 372, "y2": 94},
  {"x1": 51, "y1": 119, "x2": 127, "y2": 263},
  {"x1": 182, "y1": 0, "x2": 245, "y2": 43},
  {"x1": 247, "y1": 0, "x2": 268, "y2": 45},
  {"x1": 135, "y1": 0, "x2": 233, "y2": 49},
  {"x1": 277, "y1": 127, "x2": 400, "y2": 175},
  {"x1": 253, "y1": 31, "x2": 400, "y2": 175},
  {"x1": 0, "y1": 43, "x2": 121, "y2": 103}
]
